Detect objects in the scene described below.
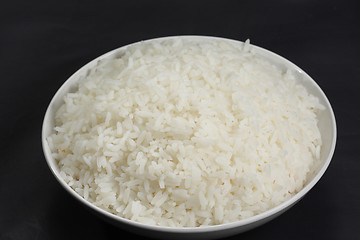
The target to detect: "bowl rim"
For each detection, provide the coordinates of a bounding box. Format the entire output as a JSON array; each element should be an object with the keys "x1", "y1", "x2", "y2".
[{"x1": 42, "y1": 35, "x2": 337, "y2": 233}]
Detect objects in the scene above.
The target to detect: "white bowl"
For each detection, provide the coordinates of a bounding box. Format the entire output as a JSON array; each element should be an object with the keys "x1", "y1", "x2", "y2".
[{"x1": 42, "y1": 36, "x2": 336, "y2": 239}]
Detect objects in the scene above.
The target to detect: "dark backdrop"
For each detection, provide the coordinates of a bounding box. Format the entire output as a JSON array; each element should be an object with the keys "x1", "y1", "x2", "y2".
[{"x1": 1, "y1": 1, "x2": 359, "y2": 239}]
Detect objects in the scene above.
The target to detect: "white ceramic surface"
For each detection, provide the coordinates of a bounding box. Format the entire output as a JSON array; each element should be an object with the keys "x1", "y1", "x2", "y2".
[{"x1": 42, "y1": 36, "x2": 337, "y2": 239}]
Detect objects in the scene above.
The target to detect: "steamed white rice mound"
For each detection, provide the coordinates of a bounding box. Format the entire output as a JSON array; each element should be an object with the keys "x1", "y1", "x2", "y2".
[{"x1": 48, "y1": 38, "x2": 324, "y2": 227}]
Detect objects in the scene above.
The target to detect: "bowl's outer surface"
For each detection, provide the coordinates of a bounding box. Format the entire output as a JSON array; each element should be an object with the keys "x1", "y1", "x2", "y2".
[{"x1": 42, "y1": 36, "x2": 336, "y2": 239}]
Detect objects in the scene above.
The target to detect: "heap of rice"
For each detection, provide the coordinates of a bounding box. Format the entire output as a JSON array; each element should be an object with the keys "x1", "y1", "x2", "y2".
[{"x1": 48, "y1": 38, "x2": 324, "y2": 227}]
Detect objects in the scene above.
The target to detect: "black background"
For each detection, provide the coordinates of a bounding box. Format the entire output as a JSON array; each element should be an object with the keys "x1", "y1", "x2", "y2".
[{"x1": 1, "y1": 0, "x2": 359, "y2": 239}]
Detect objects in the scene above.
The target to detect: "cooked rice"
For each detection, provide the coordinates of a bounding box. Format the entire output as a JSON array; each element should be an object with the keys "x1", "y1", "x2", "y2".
[{"x1": 48, "y1": 38, "x2": 324, "y2": 227}]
